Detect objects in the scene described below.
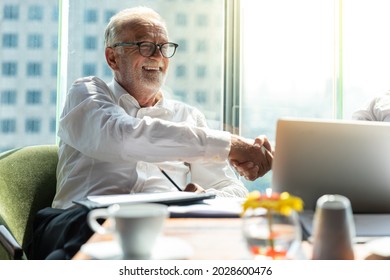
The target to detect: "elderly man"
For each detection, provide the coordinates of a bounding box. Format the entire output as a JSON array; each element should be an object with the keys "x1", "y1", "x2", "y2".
[{"x1": 28, "y1": 6, "x2": 272, "y2": 259}]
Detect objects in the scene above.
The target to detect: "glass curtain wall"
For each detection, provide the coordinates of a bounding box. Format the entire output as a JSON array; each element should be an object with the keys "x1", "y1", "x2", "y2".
[
  {"x1": 239, "y1": 0, "x2": 390, "y2": 191},
  {"x1": 2, "y1": 0, "x2": 390, "y2": 192},
  {"x1": 240, "y1": 0, "x2": 335, "y2": 141},
  {"x1": 0, "y1": 0, "x2": 59, "y2": 151},
  {"x1": 239, "y1": 0, "x2": 335, "y2": 190},
  {"x1": 342, "y1": 0, "x2": 390, "y2": 118},
  {"x1": 60, "y1": 0, "x2": 225, "y2": 130}
]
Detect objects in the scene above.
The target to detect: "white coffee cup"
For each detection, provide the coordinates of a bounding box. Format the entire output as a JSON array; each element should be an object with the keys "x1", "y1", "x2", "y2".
[{"x1": 87, "y1": 203, "x2": 169, "y2": 259}]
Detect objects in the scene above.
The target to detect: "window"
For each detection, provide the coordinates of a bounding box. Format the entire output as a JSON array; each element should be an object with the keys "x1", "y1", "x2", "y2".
[
  {"x1": 240, "y1": 0, "x2": 335, "y2": 142},
  {"x1": 83, "y1": 63, "x2": 97, "y2": 76},
  {"x1": 1, "y1": 119, "x2": 16, "y2": 133},
  {"x1": 2, "y1": 62, "x2": 17, "y2": 76},
  {"x1": 63, "y1": 0, "x2": 224, "y2": 133},
  {"x1": 196, "y1": 14, "x2": 208, "y2": 27},
  {"x1": 239, "y1": 0, "x2": 390, "y2": 141},
  {"x1": 177, "y1": 39, "x2": 187, "y2": 52},
  {"x1": 84, "y1": 36, "x2": 97, "y2": 50},
  {"x1": 195, "y1": 90, "x2": 207, "y2": 104},
  {"x1": 85, "y1": 9, "x2": 98, "y2": 23},
  {"x1": 174, "y1": 90, "x2": 188, "y2": 102},
  {"x1": 103, "y1": 64, "x2": 112, "y2": 77},
  {"x1": 27, "y1": 62, "x2": 42, "y2": 77},
  {"x1": 27, "y1": 34, "x2": 43, "y2": 48},
  {"x1": 239, "y1": 0, "x2": 335, "y2": 190},
  {"x1": 175, "y1": 65, "x2": 187, "y2": 78},
  {"x1": 25, "y1": 118, "x2": 41, "y2": 133},
  {"x1": 28, "y1": 5, "x2": 43, "y2": 21},
  {"x1": 196, "y1": 65, "x2": 207, "y2": 78},
  {"x1": 26, "y1": 90, "x2": 42, "y2": 104},
  {"x1": 104, "y1": 10, "x2": 116, "y2": 23},
  {"x1": 51, "y1": 35, "x2": 58, "y2": 49},
  {"x1": 2, "y1": 33, "x2": 18, "y2": 48},
  {"x1": 176, "y1": 13, "x2": 187, "y2": 26},
  {"x1": 3, "y1": 5, "x2": 19, "y2": 20},
  {"x1": 342, "y1": 1, "x2": 390, "y2": 118},
  {"x1": 238, "y1": 0, "x2": 390, "y2": 191},
  {"x1": 0, "y1": 1, "x2": 57, "y2": 149},
  {"x1": 51, "y1": 62, "x2": 57, "y2": 77},
  {"x1": 1, "y1": 90, "x2": 17, "y2": 105},
  {"x1": 52, "y1": 6, "x2": 59, "y2": 21},
  {"x1": 196, "y1": 40, "x2": 207, "y2": 52},
  {"x1": 50, "y1": 90, "x2": 57, "y2": 105},
  {"x1": 50, "y1": 117, "x2": 56, "y2": 133}
]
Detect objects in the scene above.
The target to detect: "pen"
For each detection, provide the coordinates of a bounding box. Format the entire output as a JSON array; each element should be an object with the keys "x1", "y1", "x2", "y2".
[{"x1": 159, "y1": 167, "x2": 182, "y2": 191}]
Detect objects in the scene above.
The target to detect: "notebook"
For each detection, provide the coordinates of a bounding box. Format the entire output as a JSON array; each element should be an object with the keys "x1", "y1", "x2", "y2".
[{"x1": 271, "y1": 118, "x2": 390, "y2": 239}]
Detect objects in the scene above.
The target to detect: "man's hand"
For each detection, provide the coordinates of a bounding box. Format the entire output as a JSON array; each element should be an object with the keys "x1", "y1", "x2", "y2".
[
  {"x1": 229, "y1": 134, "x2": 273, "y2": 180},
  {"x1": 184, "y1": 182, "x2": 206, "y2": 193}
]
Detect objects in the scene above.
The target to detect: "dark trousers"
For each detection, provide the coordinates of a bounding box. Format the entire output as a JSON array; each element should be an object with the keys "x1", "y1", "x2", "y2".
[{"x1": 27, "y1": 206, "x2": 95, "y2": 260}]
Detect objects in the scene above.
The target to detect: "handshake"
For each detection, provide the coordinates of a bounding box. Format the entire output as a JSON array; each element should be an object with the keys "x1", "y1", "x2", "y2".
[{"x1": 229, "y1": 134, "x2": 274, "y2": 181}]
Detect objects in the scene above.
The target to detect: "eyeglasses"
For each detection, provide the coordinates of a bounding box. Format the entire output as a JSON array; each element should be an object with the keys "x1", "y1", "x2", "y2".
[{"x1": 112, "y1": 41, "x2": 179, "y2": 58}]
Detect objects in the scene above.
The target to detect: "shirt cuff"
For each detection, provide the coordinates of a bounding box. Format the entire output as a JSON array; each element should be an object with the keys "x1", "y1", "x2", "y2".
[{"x1": 203, "y1": 129, "x2": 231, "y2": 161}]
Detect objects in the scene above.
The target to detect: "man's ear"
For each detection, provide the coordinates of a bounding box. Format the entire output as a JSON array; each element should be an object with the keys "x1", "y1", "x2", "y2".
[{"x1": 105, "y1": 47, "x2": 119, "y2": 71}]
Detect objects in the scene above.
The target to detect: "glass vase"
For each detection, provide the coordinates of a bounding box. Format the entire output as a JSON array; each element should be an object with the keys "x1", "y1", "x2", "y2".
[{"x1": 242, "y1": 207, "x2": 302, "y2": 260}]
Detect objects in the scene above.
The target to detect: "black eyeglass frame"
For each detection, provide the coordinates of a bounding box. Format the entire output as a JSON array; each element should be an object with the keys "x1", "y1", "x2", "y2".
[{"x1": 112, "y1": 41, "x2": 179, "y2": 58}]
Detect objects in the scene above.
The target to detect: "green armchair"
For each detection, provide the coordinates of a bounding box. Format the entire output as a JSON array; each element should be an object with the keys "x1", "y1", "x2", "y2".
[{"x1": 0, "y1": 145, "x2": 58, "y2": 260}]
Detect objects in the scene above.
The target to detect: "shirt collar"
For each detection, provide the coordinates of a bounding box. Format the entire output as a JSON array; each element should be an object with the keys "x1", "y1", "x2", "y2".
[{"x1": 107, "y1": 78, "x2": 176, "y2": 114}]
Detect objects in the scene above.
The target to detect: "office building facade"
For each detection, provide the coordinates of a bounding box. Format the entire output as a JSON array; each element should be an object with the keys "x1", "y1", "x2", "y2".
[{"x1": 0, "y1": 0, "x2": 224, "y2": 152}]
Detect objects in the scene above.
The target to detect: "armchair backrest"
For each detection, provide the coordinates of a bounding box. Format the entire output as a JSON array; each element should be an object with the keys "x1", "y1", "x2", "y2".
[{"x1": 0, "y1": 145, "x2": 58, "y2": 259}]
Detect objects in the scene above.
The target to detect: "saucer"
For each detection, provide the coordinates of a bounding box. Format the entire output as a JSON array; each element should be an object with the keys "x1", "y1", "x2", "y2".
[{"x1": 80, "y1": 236, "x2": 193, "y2": 260}]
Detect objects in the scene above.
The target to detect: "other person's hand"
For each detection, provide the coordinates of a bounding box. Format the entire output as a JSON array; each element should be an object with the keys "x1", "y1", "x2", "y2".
[{"x1": 229, "y1": 134, "x2": 273, "y2": 180}]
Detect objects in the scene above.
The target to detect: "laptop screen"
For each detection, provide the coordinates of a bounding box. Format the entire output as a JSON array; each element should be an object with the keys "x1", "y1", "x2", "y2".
[{"x1": 271, "y1": 118, "x2": 390, "y2": 213}]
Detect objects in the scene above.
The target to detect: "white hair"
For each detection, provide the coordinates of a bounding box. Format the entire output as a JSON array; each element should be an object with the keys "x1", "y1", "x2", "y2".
[{"x1": 104, "y1": 7, "x2": 167, "y2": 48}]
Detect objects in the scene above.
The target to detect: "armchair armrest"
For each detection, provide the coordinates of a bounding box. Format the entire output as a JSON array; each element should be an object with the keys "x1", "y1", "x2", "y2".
[{"x1": 0, "y1": 225, "x2": 23, "y2": 260}]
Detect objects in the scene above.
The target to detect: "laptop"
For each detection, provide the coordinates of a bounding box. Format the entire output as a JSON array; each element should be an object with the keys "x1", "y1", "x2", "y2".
[{"x1": 271, "y1": 118, "x2": 390, "y2": 240}]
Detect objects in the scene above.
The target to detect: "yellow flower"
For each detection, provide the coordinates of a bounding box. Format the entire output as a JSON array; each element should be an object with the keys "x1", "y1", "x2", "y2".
[{"x1": 242, "y1": 190, "x2": 304, "y2": 216}]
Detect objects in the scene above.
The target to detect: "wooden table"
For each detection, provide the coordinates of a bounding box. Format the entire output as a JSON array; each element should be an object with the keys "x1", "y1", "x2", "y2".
[{"x1": 73, "y1": 217, "x2": 382, "y2": 260}]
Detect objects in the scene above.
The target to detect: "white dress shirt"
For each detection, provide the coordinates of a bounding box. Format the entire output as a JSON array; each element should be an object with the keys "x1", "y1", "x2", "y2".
[
  {"x1": 53, "y1": 76, "x2": 248, "y2": 209},
  {"x1": 352, "y1": 91, "x2": 390, "y2": 122}
]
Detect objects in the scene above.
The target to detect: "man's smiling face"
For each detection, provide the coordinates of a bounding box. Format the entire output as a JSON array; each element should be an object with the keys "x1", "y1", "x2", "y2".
[{"x1": 107, "y1": 16, "x2": 171, "y2": 106}]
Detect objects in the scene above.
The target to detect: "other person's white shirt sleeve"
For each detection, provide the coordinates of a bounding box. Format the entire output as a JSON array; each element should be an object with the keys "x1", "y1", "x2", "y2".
[{"x1": 352, "y1": 92, "x2": 390, "y2": 122}]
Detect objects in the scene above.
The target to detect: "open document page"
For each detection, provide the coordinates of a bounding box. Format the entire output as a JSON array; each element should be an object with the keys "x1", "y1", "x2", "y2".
[
  {"x1": 73, "y1": 191, "x2": 216, "y2": 209},
  {"x1": 73, "y1": 192, "x2": 245, "y2": 218},
  {"x1": 168, "y1": 197, "x2": 245, "y2": 218}
]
